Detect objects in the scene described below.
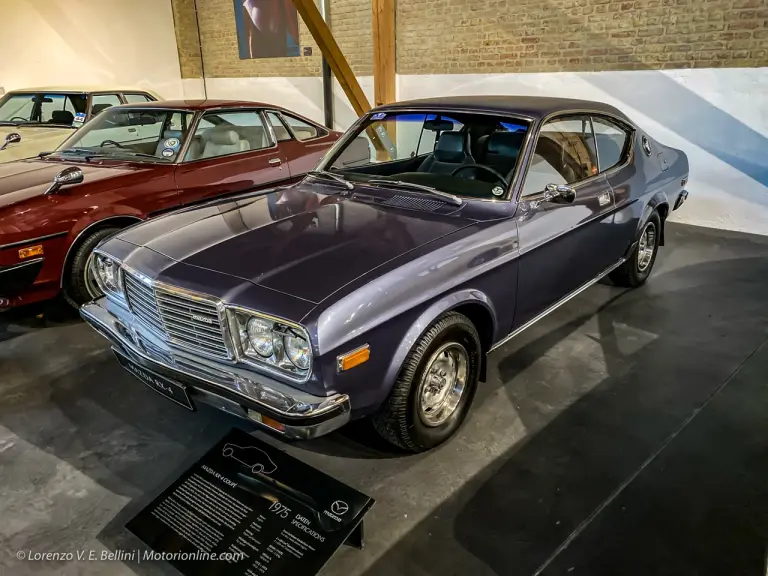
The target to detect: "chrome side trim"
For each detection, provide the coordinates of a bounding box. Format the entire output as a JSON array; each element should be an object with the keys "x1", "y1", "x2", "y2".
[
  {"x1": 59, "y1": 216, "x2": 142, "y2": 288},
  {"x1": 0, "y1": 257, "x2": 44, "y2": 273},
  {"x1": 489, "y1": 257, "x2": 626, "y2": 353},
  {"x1": 0, "y1": 231, "x2": 68, "y2": 250}
]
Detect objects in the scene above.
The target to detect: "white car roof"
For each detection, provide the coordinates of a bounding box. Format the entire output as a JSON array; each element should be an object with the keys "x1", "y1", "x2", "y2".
[{"x1": 7, "y1": 86, "x2": 162, "y2": 97}]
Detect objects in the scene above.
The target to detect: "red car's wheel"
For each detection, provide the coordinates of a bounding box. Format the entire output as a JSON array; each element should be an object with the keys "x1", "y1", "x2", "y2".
[{"x1": 62, "y1": 227, "x2": 120, "y2": 308}]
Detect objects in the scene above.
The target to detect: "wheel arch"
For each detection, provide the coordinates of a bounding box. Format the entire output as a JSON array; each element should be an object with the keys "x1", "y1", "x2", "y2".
[
  {"x1": 636, "y1": 192, "x2": 669, "y2": 249},
  {"x1": 60, "y1": 213, "x2": 144, "y2": 287},
  {"x1": 382, "y1": 289, "x2": 498, "y2": 391}
]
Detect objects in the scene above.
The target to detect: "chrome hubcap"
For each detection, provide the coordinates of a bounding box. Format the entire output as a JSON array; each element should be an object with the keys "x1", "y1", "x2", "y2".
[
  {"x1": 637, "y1": 222, "x2": 656, "y2": 272},
  {"x1": 84, "y1": 255, "x2": 103, "y2": 299},
  {"x1": 418, "y1": 342, "x2": 468, "y2": 427}
]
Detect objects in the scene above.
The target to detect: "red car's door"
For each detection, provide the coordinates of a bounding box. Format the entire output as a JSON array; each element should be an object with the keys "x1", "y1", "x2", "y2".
[
  {"x1": 264, "y1": 110, "x2": 338, "y2": 177},
  {"x1": 173, "y1": 109, "x2": 290, "y2": 207}
]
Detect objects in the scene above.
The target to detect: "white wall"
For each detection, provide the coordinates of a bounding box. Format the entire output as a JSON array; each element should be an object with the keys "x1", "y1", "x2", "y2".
[
  {"x1": 0, "y1": 0, "x2": 184, "y2": 100},
  {"x1": 400, "y1": 69, "x2": 768, "y2": 236},
  {"x1": 186, "y1": 76, "x2": 373, "y2": 132}
]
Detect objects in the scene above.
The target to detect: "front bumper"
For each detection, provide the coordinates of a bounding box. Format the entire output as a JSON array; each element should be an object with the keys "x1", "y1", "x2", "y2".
[
  {"x1": 0, "y1": 257, "x2": 44, "y2": 299},
  {"x1": 80, "y1": 300, "x2": 351, "y2": 440}
]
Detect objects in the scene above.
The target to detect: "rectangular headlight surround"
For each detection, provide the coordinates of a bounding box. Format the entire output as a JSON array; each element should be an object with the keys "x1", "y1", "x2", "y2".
[{"x1": 225, "y1": 306, "x2": 313, "y2": 384}]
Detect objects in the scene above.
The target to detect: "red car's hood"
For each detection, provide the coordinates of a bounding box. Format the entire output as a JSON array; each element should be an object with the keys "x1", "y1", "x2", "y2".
[{"x1": 0, "y1": 159, "x2": 148, "y2": 209}]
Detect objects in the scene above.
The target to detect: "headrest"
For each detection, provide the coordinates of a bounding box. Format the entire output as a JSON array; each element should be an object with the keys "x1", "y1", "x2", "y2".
[
  {"x1": 434, "y1": 132, "x2": 468, "y2": 163},
  {"x1": 91, "y1": 104, "x2": 112, "y2": 115},
  {"x1": 486, "y1": 131, "x2": 525, "y2": 158},
  {"x1": 207, "y1": 129, "x2": 239, "y2": 145},
  {"x1": 51, "y1": 110, "x2": 74, "y2": 125}
]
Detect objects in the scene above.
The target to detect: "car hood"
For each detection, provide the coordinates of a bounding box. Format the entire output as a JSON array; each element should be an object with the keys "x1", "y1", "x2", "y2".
[
  {"x1": 0, "y1": 159, "x2": 145, "y2": 209},
  {"x1": 0, "y1": 126, "x2": 74, "y2": 163},
  {"x1": 116, "y1": 186, "x2": 476, "y2": 304}
]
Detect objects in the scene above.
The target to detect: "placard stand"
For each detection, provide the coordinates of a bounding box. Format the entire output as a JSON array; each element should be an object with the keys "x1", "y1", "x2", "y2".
[
  {"x1": 127, "y1": 428, "x2": 374, "y2": 576},
  {"x1": 344, "y1": 520, "x2": 365, "y2": 549}
]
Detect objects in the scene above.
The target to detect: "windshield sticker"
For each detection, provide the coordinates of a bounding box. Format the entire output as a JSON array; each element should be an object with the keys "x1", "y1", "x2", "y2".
[
  {"x1": 164, "y1": 137, "x2": 180, "y2": 149},
  {"x1": 72, "y1": 112, "x2": 86, "y2": 127},
  {"x1": 161, "y1": 148, "x2": 175, "y2": 158},
  {"x1": 371, "y1": 112, "x2": 387, "y2": 120},
  {"x1": 492, "y1": 186, "x2": 505, "y2": 196}
]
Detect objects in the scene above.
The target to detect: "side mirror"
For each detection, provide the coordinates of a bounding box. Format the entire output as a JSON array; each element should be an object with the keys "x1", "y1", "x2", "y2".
[
  {"x1": 544, "y1": 183, "x2": 576, "y2": 203},
  {"x1": 0, "y1": 132, "x2": 21, "y2": 151},
  {"x1": 45, "y1": 166, "x2": 84, "y2": 195}
]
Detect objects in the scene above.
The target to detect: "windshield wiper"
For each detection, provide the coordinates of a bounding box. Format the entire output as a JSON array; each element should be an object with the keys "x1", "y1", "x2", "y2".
[
  {"x1": 368, "y1": 179, "x2": 463, "y2": 206},
  {"x1": 306, "y1": 170, "x2": 354, "y2": 190},
  {"x1": 120, "y1": 151, "x2": 169, "y2": 161}
]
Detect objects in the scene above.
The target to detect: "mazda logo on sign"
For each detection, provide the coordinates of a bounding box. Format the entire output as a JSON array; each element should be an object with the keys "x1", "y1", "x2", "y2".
[
  {"x1": 191, "y1": 314, "x2": 215, "y2": 324},
  {"x1": 331, "y1": 500, "x2": 349, "y2": 516}
]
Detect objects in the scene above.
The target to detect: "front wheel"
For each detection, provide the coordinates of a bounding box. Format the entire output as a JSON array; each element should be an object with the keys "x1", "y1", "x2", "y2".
[
  {"x1": 372, "y1": 312, "x2": 482, "y2": 452},
  {"x1": 610, "y1": 211, "x2": 661, "y2": 288}
]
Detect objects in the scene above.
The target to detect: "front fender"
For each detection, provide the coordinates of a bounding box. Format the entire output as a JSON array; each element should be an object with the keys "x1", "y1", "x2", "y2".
[{"x1": 382, "y1": 289, "x2": 498, "y2": 394}]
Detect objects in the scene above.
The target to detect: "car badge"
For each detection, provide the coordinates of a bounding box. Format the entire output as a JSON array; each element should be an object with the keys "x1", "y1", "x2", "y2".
[
  {"x1": 191, "y1": 314, "x2": 215, "y2": 324},
  {"x1": 491, "y1": 186, "x2": 504, "y2": 196}
]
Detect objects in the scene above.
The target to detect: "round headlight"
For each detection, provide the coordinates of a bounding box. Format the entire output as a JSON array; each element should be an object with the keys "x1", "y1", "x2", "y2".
[
  {"x1": 247, "y1": 317, "x2": 274, "y2": 357},
  {"x1": 92, "y1": 253, "x2": 119, "y2": 293},
  {"x1": 284, "y1": 333, "x2": 310, "y2": 370}
]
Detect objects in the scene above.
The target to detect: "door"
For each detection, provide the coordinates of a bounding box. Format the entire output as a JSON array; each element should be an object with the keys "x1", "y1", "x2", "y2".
[
  {"x1": 513, "y1": 115, "x2": 617, "y2": 329},
  {"x1": 264, "y1": 110, "x2": 329, "y2": 176},
  {"x1": 173, "y1": 109, "x2": 289, "y2": 207}
]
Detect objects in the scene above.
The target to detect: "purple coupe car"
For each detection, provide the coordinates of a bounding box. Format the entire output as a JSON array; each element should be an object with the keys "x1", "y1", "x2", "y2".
[{"x1": 80, "y1": 96, "x2": 689, "y2": 452}]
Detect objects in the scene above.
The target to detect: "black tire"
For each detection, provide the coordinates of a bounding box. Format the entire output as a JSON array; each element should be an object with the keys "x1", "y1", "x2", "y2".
[
  {"x1": 62, "y1": 227, "x2": 121, "y2": 308},
  {"x1": 610, "y1": 211, "x2": 661, "y2": 288},
  {"x1": 372, "y1": 312, "x2": 482, "y2": 452}
]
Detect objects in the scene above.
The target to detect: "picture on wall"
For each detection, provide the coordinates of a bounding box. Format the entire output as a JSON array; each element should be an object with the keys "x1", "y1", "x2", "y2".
[{"x1": 234, "y1": 0, "x2": 301, "y2": 59}]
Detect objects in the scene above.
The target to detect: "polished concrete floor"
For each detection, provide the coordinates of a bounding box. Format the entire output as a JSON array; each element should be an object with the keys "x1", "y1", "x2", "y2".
[{"x1": 1, "y1": 222, "x2": 767, "y2": 576}]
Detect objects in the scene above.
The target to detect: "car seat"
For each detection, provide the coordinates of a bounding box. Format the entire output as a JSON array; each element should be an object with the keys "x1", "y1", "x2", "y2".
[
  {"x1": 417, "y1": 131, "x2": 474, "y2": 174},
  {"x1": 201, "y1": 128, "x2": 250, "y2": 158},
  {"x1": 482, "y1": 132, "x2": 526, "y2": 179},
  {"x1": 49, "y1": 110, "x2": 74, "y2": 125}
]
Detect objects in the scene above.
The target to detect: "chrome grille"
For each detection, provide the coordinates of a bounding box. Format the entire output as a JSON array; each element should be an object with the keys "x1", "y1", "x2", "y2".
[
  {"x1": 155, "y1": 289, "x2": 230, "y2": 360},
  {"x1": 123, "y1": 272, "x2": 164, "y2": 336},
  {"x1": 122, "y1": 270, "x2": 230, "y2": 361}
]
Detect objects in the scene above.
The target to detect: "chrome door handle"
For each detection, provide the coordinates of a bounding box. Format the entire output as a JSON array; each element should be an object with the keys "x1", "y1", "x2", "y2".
[{"x1": 268, "y1": 158, "x2": 282, "y2": 165}]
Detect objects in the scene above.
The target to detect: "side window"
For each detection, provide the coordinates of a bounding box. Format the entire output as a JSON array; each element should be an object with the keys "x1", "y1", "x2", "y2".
[
  {"x1": 91, "y1": 94, "x2": 122, "y2": 116},
  {"x1": 265, "y1": 111, "x2": 292, "y2": 142},
  {"x1": 281, "y1": 113, "x2": 322, "y2": 141},
  {"x1": 592, "y1": 116, "x2": 630, "y2": 172},
  {"x1": 522, "y1": 116, "x2": 598, "y2": 196},
  {"x1": 124, "y1": 93, "x2": 153, "y2": 104},
  {"x1": 185, "y1": 110, "x2": 270, "y2": 161}
]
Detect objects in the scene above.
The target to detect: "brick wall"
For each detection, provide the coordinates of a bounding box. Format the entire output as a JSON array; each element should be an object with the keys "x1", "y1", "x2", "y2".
[
  {"x1": 171, "y1": 0, "x2": 372, "y2": 78},
  {"x1": 172, "y1": 0, "x2": 766, "y2": 79},
  {"x1": 397, "y1": 0, "x2": 768, "y2": 74}
]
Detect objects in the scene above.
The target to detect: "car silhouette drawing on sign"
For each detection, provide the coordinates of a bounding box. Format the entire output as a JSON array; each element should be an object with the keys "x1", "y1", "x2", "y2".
[{"x1": 222, "y1": 443, "x2": 278, "y2": 474}]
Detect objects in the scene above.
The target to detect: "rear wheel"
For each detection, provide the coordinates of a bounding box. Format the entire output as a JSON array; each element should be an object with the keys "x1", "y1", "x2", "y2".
[
  {"x1": 62, "y1": 227, "x2": 120, "y2": 308},
  {"x1": 610, "y1": 211, "x2": 661, "y2": 288},
  {"x1": 372, "y1": 312, "x2": 482, "y2": 452}
]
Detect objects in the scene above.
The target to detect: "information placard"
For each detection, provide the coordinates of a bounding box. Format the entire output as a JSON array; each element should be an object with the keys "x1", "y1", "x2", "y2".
[{"x1": 127, "y1": 428, "x2": 374, "y2": 575}]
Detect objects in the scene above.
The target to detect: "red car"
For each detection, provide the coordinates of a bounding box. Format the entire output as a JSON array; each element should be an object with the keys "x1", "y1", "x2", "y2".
[{"x1": 0, "y1": 100, "x2": 341, "y2": 310}]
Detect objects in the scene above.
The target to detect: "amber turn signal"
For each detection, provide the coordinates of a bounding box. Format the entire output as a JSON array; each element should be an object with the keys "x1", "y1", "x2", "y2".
[
  {"x1": 18, "y1": 245, "x2": 43, "y2": 259},
  {"x1": 337, "y1": 344, "x2": 370, "y2": 372}
]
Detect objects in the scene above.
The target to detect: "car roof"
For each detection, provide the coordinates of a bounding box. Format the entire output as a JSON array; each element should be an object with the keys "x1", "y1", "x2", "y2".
[
  {"x1": 7, "y1": 85, "x2": 159, "y2": 95},
  {"x1": 117, "y1": 99, "x2": 276, "y2": 111},
  {"x1": 376, "y1": 95, "x2": 631, "y2": 123}
]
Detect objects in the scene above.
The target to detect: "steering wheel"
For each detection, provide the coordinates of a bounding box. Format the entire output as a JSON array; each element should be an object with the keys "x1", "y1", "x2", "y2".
[
  {"x1": 451, "y1": 164, "x2": 507, "y2": 186},
  {"x1": 10, "y1": 116, "x2": 28, "y2": 122},
  {"x1": 99, "y1": 139, "x2": 125, "y2": 148}
]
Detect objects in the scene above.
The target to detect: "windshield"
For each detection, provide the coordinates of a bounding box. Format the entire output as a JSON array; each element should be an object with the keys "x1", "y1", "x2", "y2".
[
  {"x1": 321, "y1": 110, "x2": 531, "y2": 200},
  {"x1": 54, "y1": 107, "x2": 196, "y2": 162},
  {"x1": 0, "y1": 92, "x2": 88, "y2": 127}
]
